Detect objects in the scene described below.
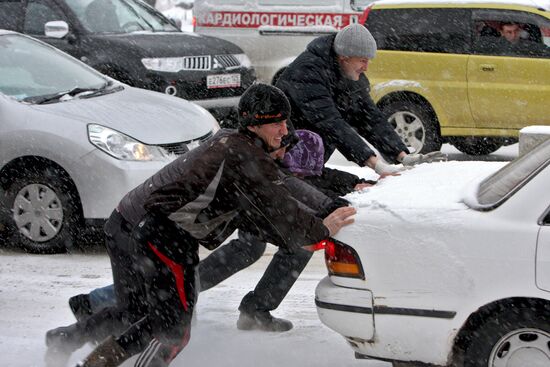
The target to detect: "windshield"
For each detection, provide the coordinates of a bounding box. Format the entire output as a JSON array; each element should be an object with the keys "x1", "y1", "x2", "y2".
[
  {"x1": 0, "y1": 34, "x2": 108, "y2": 102},
  {"x1": 65, "y1": 0, "x2": 179, "y2": 33},
  {"x1": 475, "y1": 139, "x2": 550, "y2": 208}
]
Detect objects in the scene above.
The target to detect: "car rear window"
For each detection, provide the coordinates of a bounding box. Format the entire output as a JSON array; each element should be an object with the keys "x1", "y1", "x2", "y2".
[
  {"x1": 476, "y1": 139, "x2": 550, "y2": 207},
  {"x1": 365, "y1": 8, "x2": 471, "y2": 54}
]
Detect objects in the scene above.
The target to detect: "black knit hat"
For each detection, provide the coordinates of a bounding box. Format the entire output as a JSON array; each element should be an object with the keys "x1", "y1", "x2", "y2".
[{"x1": 238, "y1": 83, "x2": 291, "y2": 128}]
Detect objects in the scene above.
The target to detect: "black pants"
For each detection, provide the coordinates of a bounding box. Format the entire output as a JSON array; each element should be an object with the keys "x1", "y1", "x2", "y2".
[
  {"x1": 80, "y1": 210, "x2": 313, "y2": 364},
  {"x1": 199, "y1": 230, "x2": 313, "y2": 313},
  {"x1": 82, "y1": 211, "x2": 199, "y2": 366}
]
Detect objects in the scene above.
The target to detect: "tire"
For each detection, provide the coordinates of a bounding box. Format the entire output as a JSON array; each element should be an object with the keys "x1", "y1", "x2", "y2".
[
  {"x1": 4, "y1": 166, "x2": 82, "y2": 254},
  {"x1": 450, "y1": 137, "x2": 504, "y2": 156},
  {"x1": 462, "y1": 305, "x2": 550, "y2": 367},
  {"x1": 381, "y1": 100, "x2": 442, "y2": 154}
]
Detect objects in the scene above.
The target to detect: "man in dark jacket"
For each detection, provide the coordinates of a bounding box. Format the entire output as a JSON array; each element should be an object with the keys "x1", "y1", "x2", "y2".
[
  {"x1": 276, "y1": 24, "x2": 446, "y2": 175},
  {"x1": 66, "y1": 144, "x2": 347, "y2": 334},
  {"x1": 44, "y1": 84, "x2": 356, "y2": 367}
]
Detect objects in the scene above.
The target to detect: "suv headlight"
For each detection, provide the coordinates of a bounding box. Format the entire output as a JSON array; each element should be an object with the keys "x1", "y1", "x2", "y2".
[
  {"x1": 141, "y1": 57, "x2": 183, "y2": 72},
  {"x1": 88, "y1": 124, "x2": 167, "y2": 161},
  {"x1": 233, "y1": 53, "x2": 251, "y2": 68}
]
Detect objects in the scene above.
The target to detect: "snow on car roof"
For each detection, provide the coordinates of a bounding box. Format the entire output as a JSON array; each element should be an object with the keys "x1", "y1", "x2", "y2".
[
  {"x1": 373, "y1": 0, "x2": 550, "y2": 12},
  {"x1": 332, "y1": 161, "x2": 506, "y2": 212}
]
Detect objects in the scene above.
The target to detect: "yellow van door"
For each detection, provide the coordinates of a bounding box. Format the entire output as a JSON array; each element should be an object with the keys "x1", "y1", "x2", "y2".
[
  {"x1": 468, "y1": 54, "x2": 550, "y2": 133},
  {"x1": 468, "y1": 10, "x2": 550, "y2": 134}
]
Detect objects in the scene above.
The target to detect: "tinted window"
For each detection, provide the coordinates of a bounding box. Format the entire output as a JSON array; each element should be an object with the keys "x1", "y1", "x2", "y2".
[
  {"x1": 0, "y1": 0, "x2": 23, "y2": 31},
  {"x1": 472, "y1": 10, "x2": 550, "y2": 59},
  {"x1": 543, "y1": 207, "x2": 550, "y2": 225},
  {"x1": 366, "y1": 8, "x2": 471, "y2": 54},
  {"x1": 473, "y1": 139, "x2": 550, "y2": 209},
  {"x1": 23, "y1": 0, "x2": 66, "y2": 35}
]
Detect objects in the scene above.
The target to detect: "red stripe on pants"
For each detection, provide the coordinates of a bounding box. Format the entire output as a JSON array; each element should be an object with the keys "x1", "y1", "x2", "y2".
[{"x1": 147, "y1": 242, "x2": 189, "y2": 312}]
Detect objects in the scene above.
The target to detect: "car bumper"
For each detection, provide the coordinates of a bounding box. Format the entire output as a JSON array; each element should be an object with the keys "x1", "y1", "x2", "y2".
[
  {"x1": 143, "y1": 67, "x2": 255, "y2": 100},
  {"x1": 315, "y1": 276, "x2": 456, "y2": 366},
  {"x1": 76, "y1": 149, "x2": 170, "y2": 220},
  {"x1": 315, "y1": 277, "x2": 375, "y2": 341}
]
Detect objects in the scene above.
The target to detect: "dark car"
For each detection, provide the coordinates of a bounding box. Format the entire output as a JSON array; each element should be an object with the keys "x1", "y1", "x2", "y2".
[{"x1": 0, "y1": 0, "x2": 255, "y2": 125}]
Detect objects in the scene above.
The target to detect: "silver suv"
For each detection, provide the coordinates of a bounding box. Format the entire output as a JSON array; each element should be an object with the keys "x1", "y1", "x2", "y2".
[{"x1": 0, "y1": 30, "x2": 219, "y2": 253}]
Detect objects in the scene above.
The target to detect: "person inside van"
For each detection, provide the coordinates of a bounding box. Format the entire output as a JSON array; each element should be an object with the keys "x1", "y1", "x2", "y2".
[
  {"x1": 276, "y1": 24, "x2": 446, "y2": 177},
  {"x1": 499, "y1": 22, "x2": 522, "y2": 44}
]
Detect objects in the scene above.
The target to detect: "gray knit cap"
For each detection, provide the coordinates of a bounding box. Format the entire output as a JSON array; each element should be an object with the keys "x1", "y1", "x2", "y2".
[{"x1": 333, "y1": 24, "x2": 377, "y2": 59}]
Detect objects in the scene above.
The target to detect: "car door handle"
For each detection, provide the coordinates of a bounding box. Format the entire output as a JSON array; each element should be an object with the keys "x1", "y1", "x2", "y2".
[{"x1": 480, "y1": 64, "x2": 495, "y2": 72}]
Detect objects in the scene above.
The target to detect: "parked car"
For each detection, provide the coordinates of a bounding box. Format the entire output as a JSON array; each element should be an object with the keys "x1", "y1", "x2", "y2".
[
  {"x1": 193, "y1": 0, "x2": 367, "y2": 84},
  {"x1": 0, "y1": 0, "x2": 255, "y2": 126},
  {"x1": 315, "y1": 140, "x2": 550, "y2": 366},
  {"x1": 363, "y1": 0, "x2": 550, "y2": 155},
  {"x1": 0, "y1": 30, "x2": 219, "y2": 254}
]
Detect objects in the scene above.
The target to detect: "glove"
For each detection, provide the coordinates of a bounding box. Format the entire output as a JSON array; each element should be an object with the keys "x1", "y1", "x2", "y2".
[
  {"x1": 374, "y1": 160, "x2": 406, "y2": 176},
  {"x1": 401, "y1": 151, "x2": 448, "y2": 167}
]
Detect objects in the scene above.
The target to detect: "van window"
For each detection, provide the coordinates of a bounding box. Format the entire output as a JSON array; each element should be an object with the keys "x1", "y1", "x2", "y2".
[
  {"x1": 472, "y1": 10, "x2": 550, "y2": 59},
  {"x1": 23, "y1": 0, "x2": 66, "y2": 35},
  {"x1": 0, "y1": 0, "x2": 23, "y2": 31},
  {"x1": 366, "y1": 8, "x2": 471, "y2": 54}
]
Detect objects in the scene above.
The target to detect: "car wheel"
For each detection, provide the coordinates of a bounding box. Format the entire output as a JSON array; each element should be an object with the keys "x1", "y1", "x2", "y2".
[
  {"x1": 382, "y1": 100, "x2": 442, "y2": 154},
  {"x1": 5, "y1": 167, "x2": 81, "y2": 254},
  {"x1": 450, "y1": 137, "x2": 504, "y2": 156},
  {"x1": 462, "y1": 307, "x2": 550, "y2": 367}
]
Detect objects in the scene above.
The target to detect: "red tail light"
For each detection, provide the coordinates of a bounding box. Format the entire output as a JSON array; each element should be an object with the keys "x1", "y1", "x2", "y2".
[
  {"x1": 324, "y1": 240, "x2": 365, "y2": 279},
  {"x1": 192, "y1": 16, "x2": 197, "y2": 32}
]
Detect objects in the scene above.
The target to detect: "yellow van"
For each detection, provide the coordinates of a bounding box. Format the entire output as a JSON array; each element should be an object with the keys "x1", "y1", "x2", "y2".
[{"x1": 363, "y1": 0, "x2": 550, "y2": 155}]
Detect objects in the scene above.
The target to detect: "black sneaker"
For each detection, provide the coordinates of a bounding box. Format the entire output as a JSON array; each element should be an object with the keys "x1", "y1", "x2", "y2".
[
  {"x1": 69, "y1": 294, "x2": 92, "y2": 322},
  {"x1": 236, "y1": 311, "x2": 293, "y2": 332},
  {"x1": 45, "y1": 324, "x2": 86, "y2": 367}
]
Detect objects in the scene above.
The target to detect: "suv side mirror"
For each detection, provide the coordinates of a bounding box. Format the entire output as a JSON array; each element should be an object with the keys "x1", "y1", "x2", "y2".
[{"x1": 45, "y1": 21, "x2": 69, "y2": 39}]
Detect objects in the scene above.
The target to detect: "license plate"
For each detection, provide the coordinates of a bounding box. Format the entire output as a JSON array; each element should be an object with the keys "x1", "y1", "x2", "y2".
[{"x1": 206, "y1": 73, "x2": 241, "y2": 89}]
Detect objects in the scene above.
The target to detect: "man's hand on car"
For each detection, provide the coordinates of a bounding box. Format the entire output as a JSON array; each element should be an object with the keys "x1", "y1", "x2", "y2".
[
  {"x1": 401, "y1": 151, "x2": 447, "y2": 167},
  {"x1": 373, "y1": 159, "x2": 407, "y2": 177},
  {"x1": 323, "y1": 206, "x2": 357, "y2": 237}
]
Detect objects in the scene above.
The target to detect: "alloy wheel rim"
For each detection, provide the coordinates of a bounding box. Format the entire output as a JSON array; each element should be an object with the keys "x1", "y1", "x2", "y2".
[
  {"x1": 489, "y1": 328, "x2": 550, "y2": 367},
  {"x1": 12, "y1": 183, "x2": 63, "y2": 242},
  {"x1": 389, "y1": 111, "x2": 425, "y2": 153}
]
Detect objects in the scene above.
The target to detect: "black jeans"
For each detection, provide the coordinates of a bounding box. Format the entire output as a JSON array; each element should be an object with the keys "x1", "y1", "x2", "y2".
[
  {"x1": 199, "y1": 230, "x2": 313, "y2": 314},
  {"x1": 80, "y1": 210, "x2": 199, "y2": 366},
  {"x1": 87, "y1": 223, "x2": 314, "y2": 315}
]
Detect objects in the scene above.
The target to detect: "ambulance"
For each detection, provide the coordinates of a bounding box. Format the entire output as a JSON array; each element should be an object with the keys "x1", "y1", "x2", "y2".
[{"x1": 194, "y1": 0, "x2": 371, "y2": 83}]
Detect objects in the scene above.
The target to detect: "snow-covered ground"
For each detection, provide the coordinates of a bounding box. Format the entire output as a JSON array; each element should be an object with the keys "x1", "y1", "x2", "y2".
[
  {"x1": 0, "y1": 250, "x2": 389, "y2": 367},
  {"x1": 0, "y1": 143, "x2": 518, "y2": 367}
]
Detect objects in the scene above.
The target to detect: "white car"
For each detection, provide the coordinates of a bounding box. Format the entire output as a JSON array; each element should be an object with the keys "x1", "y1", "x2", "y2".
[
  {"x1": 316, "y1": 141, "x2": 550, "y2": 367},
  {"x1": 0, "y1": 30, "x2": 219, "y2": 253}
]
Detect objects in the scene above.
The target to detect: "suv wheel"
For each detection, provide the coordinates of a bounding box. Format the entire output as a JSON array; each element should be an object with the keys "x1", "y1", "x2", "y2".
[
  {"x1": 5, "y1": 167, "x2": 81, "y2": 253},
  {"x1": 450, "y1": 137, "x2": 503, "y2": 156},
  {"x1": 461, "y1": 307, "x2": 550, "y2": 367},
  {"x1": 382, "y1": 100, "x2": 442, "y2": 153}
]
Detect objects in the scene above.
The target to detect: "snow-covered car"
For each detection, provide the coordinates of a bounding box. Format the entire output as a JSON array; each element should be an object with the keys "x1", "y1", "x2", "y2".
[
  {"x1": 0, "y1": 30, "x2": 219, "y2": 254},
  {"x1": 315, "y1": 140, "x2": 550, "y2": 366}
]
